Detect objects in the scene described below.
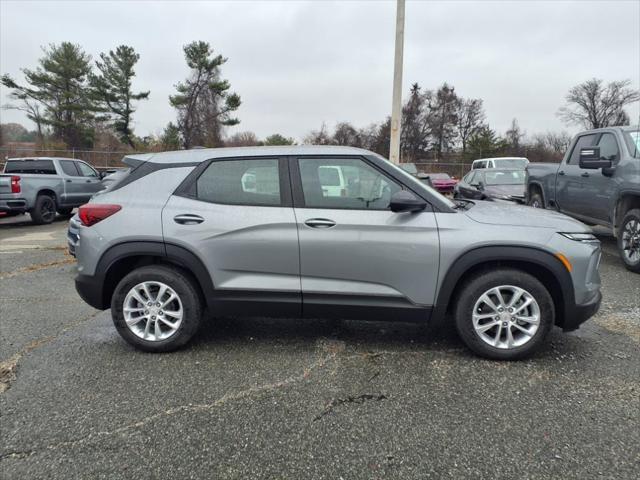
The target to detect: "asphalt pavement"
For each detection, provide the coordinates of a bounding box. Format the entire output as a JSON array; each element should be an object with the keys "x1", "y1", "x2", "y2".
[{"x1": 0, "y1": 213, "x2": 638, "y2": 479}]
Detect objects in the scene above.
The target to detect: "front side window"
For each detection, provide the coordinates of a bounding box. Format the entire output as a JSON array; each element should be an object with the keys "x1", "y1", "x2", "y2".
[
  {"x1": 298, "y1": 157, "x2": 401, "y2": 210},
  {"x1": 76, "y1": 162, "x2": 98, "y2": 177},
  {"x1": 60, "y1": 160, "x2": 81, "y2": 176},
  {"x1": 568, "y1": 134, "x2": 597, "y2": 164},
  {"x1": 196, "y1": 159, "x2": 281, "y2": 206},
  {"x1": 597, "y1": 133, "x2": 620, "y2": 162}
]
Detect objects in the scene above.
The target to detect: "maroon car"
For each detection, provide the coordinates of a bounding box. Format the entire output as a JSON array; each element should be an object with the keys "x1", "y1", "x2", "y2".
[{"x1": 425, "y1": 173, "x2": 458, "y2": 196}]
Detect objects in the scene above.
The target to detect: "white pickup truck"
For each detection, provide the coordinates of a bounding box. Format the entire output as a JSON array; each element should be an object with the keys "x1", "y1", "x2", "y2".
[{"x1": 0, "y1": 157, "x2": 104, "y2": 224}]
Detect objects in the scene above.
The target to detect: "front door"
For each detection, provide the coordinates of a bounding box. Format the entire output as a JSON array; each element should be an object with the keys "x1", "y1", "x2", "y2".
[
  {"x1": 582, "y1": 132, "x2": 619, "y2": 224},
  {"x1": 556, "y1": 133, "x2": 598, "y2": 217},
  {"x1": 161, "y1": 157, "x2": 301, "y2": 316},
  {"x1": 291, "y1": 156, "x2": 440, "y2": 321},
  {"x1": 75, "y1": 161, "x2": 104, "y2": 202}
]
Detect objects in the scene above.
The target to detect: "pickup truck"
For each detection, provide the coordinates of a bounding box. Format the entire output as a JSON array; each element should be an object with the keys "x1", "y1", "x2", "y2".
[
  {"x1": 526, "y1": 126, "x2": 640, "y2": 272},
  {"x1": 0, "y1": 157, "x2": 104, "y2": 224}
]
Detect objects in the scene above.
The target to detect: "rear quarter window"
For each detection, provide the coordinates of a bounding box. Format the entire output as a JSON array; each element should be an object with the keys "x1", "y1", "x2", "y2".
[{"x1": 5, "y1": 159, "x2": 57, "y2": 174}]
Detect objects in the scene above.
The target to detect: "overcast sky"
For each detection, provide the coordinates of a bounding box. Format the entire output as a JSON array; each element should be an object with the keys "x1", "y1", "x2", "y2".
[{"x1": 1, "y1": 0, "x2": 639, "y2": 142}]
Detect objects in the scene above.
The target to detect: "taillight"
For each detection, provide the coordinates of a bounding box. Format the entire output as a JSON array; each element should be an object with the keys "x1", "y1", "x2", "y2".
[
  {"x1": 78, "y1": 204, "x2": 121, "y2": 227},
  {"x1": 11, "y1": 176, "x2": 21, "y2": 193}
]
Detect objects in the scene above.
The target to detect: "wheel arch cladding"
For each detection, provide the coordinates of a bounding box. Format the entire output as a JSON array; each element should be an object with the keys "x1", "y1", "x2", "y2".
[
  {"x1": 97, "y1": 242, "x2": 214, "y2": 310},
  {"x1": 434, "y1": 246, "x2": 575, "y2": 328}
]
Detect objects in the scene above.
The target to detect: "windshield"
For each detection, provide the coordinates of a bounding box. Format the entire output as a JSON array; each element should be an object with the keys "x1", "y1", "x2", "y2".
[
  {"x1": 493, "y1": 158, "x2": 528, "y2": 169},
  {"x1": 484, "y1": 170, "x2": 526, "y2": 185},
  {"x1": 624, "y1": 130, "x2": 640, "y2": 158}
]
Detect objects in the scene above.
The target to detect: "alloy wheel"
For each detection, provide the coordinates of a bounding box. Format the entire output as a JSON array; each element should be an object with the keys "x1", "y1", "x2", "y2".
[
  {"x1": 472, "y1": 285, "x2": 541, "y2": 349},
  {"x1": 621, "y1": 218, "x2": 640, "y2": 264},
  {"x1": 41, "y1": 198, "x2": 56, "y2": 222},
  {"x1": 123, "y1": 281, "x2": 183, "y2": 341}
]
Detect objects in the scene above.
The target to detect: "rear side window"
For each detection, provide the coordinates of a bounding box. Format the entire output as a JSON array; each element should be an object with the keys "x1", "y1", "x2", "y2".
[
  {"x1": 568, "y1": 134, "x2": 597, "y2": 164},
  {"x1": 4, "y1": 159, "x2": 56, "y2": 174},
  {"x1": 196, "y1": 159, "x2": 281, "y2": 206},
  {"x1": 60, "y1": 160, "x2": 81, "y2": 176}
]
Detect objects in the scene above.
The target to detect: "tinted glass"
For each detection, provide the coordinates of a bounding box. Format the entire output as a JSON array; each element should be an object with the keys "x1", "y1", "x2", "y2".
[
  {"x1": 298, "y1": 158, "x2": 401, "y2": 210},
  {"x1": 484, "y1": 170, "x2": 526, "y2": 185},
  {"x1": 76, "y1": 162, "x2": 98, "y2": 177},
  {"x1": 597, "y1": 133, "x2": 619, "y2": 161},
  {"x1": 568, "y1": 134, "x2": 597, "y2": 164},
  {"x1": 60, "y1": 160, "x2": 81, "y2": 176},
  {"x1": 493, "y1": 159, "x2": 527, "y2": 169},
  {"x1": 196, "y1": 159, "x2": 281, "y2": 206},
  {"x1": 4, "y1": 159, "x2": 56, "y2": 174}
]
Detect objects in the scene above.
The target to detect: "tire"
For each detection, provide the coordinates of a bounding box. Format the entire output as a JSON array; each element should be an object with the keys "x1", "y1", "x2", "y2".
[
  {"x1": 453, "y1": 268, "x2": 554, "y2": 360},
  {"x1": 528, "y1": 191, "x2": 544, "y2": 209},
  {"x1": 111, "y1": 265, "x2": 203, "y2": 352},
  {"x1": 30, "y1": 195, "x2": 57, "y2": 225},
  {"x1": 618, "y1": 208, "x2": 640, "y2": 273},
  {"x1": 56, "y1": 207, "x2": 73, "y2": 216}
]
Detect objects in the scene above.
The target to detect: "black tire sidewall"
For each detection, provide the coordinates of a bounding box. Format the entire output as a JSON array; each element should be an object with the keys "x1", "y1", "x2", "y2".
[
  {"x1": 454, "y1": 269, "x2": 554, "y2": 360},
  {"x1": 31, "y1": 195, "x2": 56, "y2": 224},
  {"x1": 111, "y1": 265, "x2": 203, "y2": 352},
  {"x1": 618, "y1": 209, "x2": 640, "y2": 272}
]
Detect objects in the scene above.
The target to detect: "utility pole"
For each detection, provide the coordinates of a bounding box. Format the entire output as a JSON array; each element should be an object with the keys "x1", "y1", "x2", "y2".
[{"x1": 389, "y1": 0, "x2": 405, "y2": 164}]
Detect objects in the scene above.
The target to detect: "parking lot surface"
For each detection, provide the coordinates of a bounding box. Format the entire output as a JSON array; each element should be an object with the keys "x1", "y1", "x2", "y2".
[{"x1": 1, "y1": 214, "x2": 639, "y2": 479}]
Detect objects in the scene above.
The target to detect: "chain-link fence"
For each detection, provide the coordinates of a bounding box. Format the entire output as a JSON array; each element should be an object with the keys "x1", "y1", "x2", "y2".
[
  {"x1": 0, "y1": 146, "x2": 130, "y2": 171},
  {"x1": 413, "y1": 162, "x2": 472, "y2": 179}
]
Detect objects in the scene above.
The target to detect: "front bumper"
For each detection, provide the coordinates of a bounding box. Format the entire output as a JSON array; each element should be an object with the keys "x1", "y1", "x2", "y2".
[{"x1": 562, "y1": 290, "x2": 602, "y2": 332}]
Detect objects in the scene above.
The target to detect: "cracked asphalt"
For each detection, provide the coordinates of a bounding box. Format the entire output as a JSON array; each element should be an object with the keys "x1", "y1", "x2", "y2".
[{"x1": 1, "y1": 214, "x2": 639, "y2": 479}]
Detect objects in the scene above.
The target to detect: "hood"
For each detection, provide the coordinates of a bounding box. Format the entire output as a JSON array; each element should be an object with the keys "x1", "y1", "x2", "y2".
[{"x1": 464, "y1": 200, "x2": 590, "y2": 231}]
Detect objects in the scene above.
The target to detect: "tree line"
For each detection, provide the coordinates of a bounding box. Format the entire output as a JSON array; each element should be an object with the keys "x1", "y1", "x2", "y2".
[{"x1": 2, "y1": 40, "x2": 638, "y2": 162}]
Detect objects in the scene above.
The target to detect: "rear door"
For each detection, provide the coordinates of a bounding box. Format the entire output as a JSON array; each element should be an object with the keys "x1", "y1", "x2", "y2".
[
  {"x1": 161, "y1": 157, "x2": 301, "y2": 316},
  {"x1": 555, "y1": 133, "x2": 597, "y2": 216},
  {"x1": 291, "y1": 155, "x2": 440, "y2": 319}
]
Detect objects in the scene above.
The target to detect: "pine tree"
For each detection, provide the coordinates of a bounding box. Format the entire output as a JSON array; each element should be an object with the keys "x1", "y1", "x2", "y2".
[
  {"x1": 169, "y1": 41, "x2": 241, "y2": 148},
  {"x1": 91, "y1": 45, "x2": 149, "y2": 148}
]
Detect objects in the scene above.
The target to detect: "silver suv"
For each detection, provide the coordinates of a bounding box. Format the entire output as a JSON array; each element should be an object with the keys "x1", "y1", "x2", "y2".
[{"x1": 74, "y1": 146, "x2": 602, "y2": 359}]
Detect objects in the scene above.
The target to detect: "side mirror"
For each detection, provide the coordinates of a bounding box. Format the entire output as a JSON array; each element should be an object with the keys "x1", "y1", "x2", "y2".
[
  {"x1": 477, "y1": 181, "x2": 485, "y2": 191},
  {"x1": 99, "y1": 171, "x2": 107, "y2": 179},
  {"x1": 390, "y1": 190, "x2": 427, "y2": 213},
  {"x1": 579, "y1": 146, "x2": 612, "y2": 169}
]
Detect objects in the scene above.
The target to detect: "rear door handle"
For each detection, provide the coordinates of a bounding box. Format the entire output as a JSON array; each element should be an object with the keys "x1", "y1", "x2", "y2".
[
  {"x1": 558, "y1": 170, "x2": 565, "y2": 176},
  {"x1": 304, "y1": 218, "x2": 336, "y2": 228},
  {"x1": 174, "y1": 214, "x2": 204, "y2": 225},
  {"x1": 581, "y1": 172, "x2": 590, "y2": 177}
]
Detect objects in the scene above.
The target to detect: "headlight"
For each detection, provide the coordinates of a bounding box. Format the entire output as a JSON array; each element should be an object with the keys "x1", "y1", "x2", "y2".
[{"x1": 559, "y1": 232, "x2": 599, "y2": 243}]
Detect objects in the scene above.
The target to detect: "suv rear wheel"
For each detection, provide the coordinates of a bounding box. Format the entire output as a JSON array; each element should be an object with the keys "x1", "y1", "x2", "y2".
[
  {"x1": 454, "y1": 269, "x2": 554, "y2": 360},
  {"x1": 618, "y1": 208, "x2": 640, "y2": 273},
  {"x1": 111, "y1": 265, "x2": 203, "y2": 352}
]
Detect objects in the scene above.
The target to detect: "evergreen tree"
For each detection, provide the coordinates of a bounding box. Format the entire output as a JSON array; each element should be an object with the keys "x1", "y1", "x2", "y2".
[
  {"x1": 169, "y1": 41, "x2": 241, "y2": 148},
  {"x1": 467, "y1": 125, "x2": 508, "y2": 159},
  {"x1": 263, "y1": 133, "x2": 295, "y2": 146},
  {"x1": 1, "y1": 42, "x2": 96, "y2": 148},
  {"x1": 429, "y1": 83, "x2": 459, "y2": 158},
  {"x1": 91, "y1": 45, "x2": 149, "y2": 148},
  {"x1": 160, "y1": 122, "x2": 182, "y2": 150},
  {"x1": 401, "y1": 83, "x2": 432, "y2": 160}
]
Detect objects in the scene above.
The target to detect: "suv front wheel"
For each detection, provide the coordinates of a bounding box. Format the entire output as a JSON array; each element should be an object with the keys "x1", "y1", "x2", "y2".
[
  {"x1": 111, "y1": 265, "x2": 203, "y2": 352},
  {"x1": 454, "y1": 269, "x2": 554, "y2": 360}
]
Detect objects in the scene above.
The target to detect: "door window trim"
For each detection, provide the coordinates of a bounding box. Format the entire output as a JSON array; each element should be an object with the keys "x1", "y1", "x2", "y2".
[{"x1": 173, "y1": 156, "x2": 293, "y2": 208}]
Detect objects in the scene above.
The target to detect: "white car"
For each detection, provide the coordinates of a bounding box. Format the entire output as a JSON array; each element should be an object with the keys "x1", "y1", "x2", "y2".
[{"x1": 472, "y1": 157, "x2": 529, "y2": 170}]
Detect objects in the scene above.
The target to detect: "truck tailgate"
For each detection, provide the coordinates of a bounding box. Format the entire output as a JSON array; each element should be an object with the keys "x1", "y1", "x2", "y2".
[{"x1": 0, "y1": 175, "x2": 14, "y2": 195}]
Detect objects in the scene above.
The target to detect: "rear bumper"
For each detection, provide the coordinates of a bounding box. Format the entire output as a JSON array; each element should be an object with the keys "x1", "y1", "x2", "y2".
[
  {"x1": 0, "y1": 198, "x2": 28, "y2": 213},
  {"x1": 75, "y1": 273, "x2": 109, "y2": 310},
  {"x1": 562, "y1": 290, "x2": 602, "y2": 332}
]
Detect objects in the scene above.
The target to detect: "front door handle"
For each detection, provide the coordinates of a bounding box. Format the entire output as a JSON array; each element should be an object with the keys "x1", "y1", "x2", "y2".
[
  {"x1": 581, "y1": 172, "x2": 590, "y2": 178},
  {"x1": 174, "y1": 214, "x2": 204, "y2": 225},
  {"x1": 558, "y1": 170, "x2": 565, "y2": 176},
  {"x1": 304, "y1": 218, "x2": 336, "y2": 228}
]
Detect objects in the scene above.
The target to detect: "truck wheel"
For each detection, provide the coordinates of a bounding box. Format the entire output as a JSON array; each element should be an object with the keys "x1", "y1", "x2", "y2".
[
  {"x1": 528, "y1": 192, "x2": 544, "y2": 209},
  {"x1": 30, "y1": 195, "x2": 57, "y2": 225},
  {"x1": 454, "y1": 268, "x2": 554, "y2": 360},
  {"x1": 618, "y1": 209, "x2": 640, "y2": 273},
  {"x1": 56, "y1": 207, "x2": 73, "y2": 217},
  {"x1": 111, "y1": 265, "x2": 203, "y2": 352}
]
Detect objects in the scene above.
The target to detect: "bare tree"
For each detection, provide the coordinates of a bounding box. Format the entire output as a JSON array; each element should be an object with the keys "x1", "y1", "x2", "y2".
[
  {"x1": 2, "y1": 97, "x2": 46, "y2": 144},
  {"x1": 505, "y1": 118, "x2": 525, "y2": 155},
  {"x1": 456, "y1": 98, "x2": 484, "y2": 154},
  {"x1": 429, "y1": 83, "x2": 459, "y2": 158},
  {"x1": 558, "y1": 79, "x2": 639, "y2": 129},
  {"x1": 226, "y1": 131, "x2": 261, "y2": 147},
  {"x1": 333, "y1": 122, "x2": 361, "y2": 146},
  {"x1": 401, "y1": 83, "x2": 432, "y2": 161},
  {"x1": 303, "y1": 122, "x2": 333, "y2": 145}
]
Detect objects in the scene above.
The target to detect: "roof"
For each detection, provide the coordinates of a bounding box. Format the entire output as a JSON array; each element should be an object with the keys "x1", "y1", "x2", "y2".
[
  {"x1": 125, "y1": 145, "x2": 377, "y2": 165},
  {"x1": 7, "y1": 157, "x2": 78, "y2": 161},
  {"x1": 472, "y1": 157, "x2": 529, "y2": 162}
]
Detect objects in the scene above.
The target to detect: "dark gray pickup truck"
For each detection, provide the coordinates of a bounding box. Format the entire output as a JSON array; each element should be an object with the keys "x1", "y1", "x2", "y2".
[{"x1": 526, "y1": 126, "x2": 640, "y2": 272}]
